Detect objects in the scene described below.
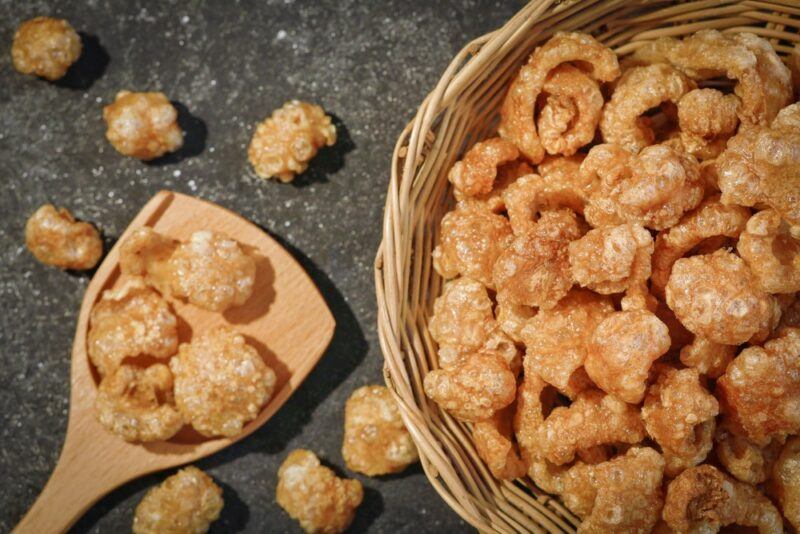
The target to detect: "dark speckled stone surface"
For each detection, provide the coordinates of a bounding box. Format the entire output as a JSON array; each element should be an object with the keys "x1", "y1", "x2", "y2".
[{"x1": 0, "y1": 0, "x2": 521, "y2": 532}]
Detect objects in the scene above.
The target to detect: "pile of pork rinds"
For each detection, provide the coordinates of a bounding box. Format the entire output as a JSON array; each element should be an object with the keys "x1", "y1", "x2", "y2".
[{"x1": 426, "y1": 30, "x2": 800, "y2": 533}]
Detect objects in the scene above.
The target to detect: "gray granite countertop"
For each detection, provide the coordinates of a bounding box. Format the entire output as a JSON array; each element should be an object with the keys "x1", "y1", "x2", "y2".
[{"x1": 0, "y1": 0, "x2": 520, "y2": 532}]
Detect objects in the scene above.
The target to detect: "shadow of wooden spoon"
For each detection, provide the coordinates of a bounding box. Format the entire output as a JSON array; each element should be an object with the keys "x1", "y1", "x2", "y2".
[{"x1": 15, "y1": 190, "x2": 335, "y2": 533}]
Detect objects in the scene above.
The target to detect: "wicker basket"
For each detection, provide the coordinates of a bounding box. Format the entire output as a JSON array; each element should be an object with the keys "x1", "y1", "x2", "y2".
[{"x1": 375, "y1": 1, "x2": 799, "y2": 532}]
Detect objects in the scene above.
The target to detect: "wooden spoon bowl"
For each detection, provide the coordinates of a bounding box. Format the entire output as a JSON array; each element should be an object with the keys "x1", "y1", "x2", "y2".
[{"x1": 15, "y1": 191, "x2": 335, "y2": 533}]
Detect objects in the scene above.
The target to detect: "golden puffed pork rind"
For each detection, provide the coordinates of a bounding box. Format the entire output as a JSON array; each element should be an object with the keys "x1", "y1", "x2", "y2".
[
  {"x1": 769, "y1": 436, "x2": 800, "y2": 531},
  {"x1": 25, "y1": 204, "x2": 103, "y2": 270},
  {"x1": 472, "y1": 405, "x2": 527, "y2": 480},
  {"x1": 103, "y1": 91, "x2": 183, "y2": 160},
  {"x1": 11, "y1": 17, "x2": 81, "y2": 80}
]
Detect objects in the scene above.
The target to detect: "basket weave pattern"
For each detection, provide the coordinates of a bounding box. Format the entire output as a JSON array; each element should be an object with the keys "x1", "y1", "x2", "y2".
[{"x1": 375, "y1": 1, "x2": 800, "y2": 532}]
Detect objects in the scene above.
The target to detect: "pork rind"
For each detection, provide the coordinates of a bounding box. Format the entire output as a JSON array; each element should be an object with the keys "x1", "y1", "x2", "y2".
[
  {"x1": 737, "y1": 209, "x2": 800, "y2": 294},
  {"x1": 248, "y1": 100, "x2": 336, "y2": 182},
  {"x1": 585, "y1": 310, "x2": 670, "y2": 404},
  {"x1": 455, "y1": 161, "x2": 532, "y2": 213},
  {"x1": 95, "y1": 364, "x2": 183, "y2": 442},
  {"x1": 423, "y1": 352, "x2": 516, "y2": 422},
  {"x1": 493, "y1": 209, "x2": 581, "y2": 309},
  {"x1": 717, "y1": 102, "x2": 800, "y2": 230},
  {"x1": 25, "y1": 204, "x2": 103, "y2": 270},
  {"x1": 448, "y1": 137, "x2": 519, "y2": 198},
  {"x1": 677, "y1": 89, "x2": 740, "y2": 160},
  {"x1": 521, "y1": 289, "x2": 613, "y2": 396},
  {"x1": 342, "y1": 385, "x2": 418, "y2": 476},
  {"x1": 276, "y1": 449, "x2": 363, "y2": 534},
  {"x1": 600, "y1": 64, "x2": 694, "y2": 153},
  {"x1": 11, "y1": 17, "x2": 81, "y2": 80},
  {"x1": 581, "y1": 143, "x2": 703, "y2": 230},
  {"x1": 650, "y1": 196, "x2": 750, "y2": 299},
  {"x1": 133, "y1": 466, "x2": 223, "y2": 534},
  {"x1": 103, "y1": 91, "x2": 183, "y2": 160},
  {"x1": 503, "y1": 173, "x2": 586, "y2": 235},
  {"x1": 642, "y1": 366, "x2": 719, "y2": 476},
  {"x1": 678, "y1": 336, "x2": 735, "y2": 379},
  {"x1": 665, "y1": 250, "x2": 773, "y2": 345},
  {"x1": 432, "y1": 203, "x2": 513, "y2": 289},
  {"x1": 494, "y1": 300, "x2": 535, "y2": 345},
  {"x1": 715, "y1": 425, "x2": 782, "y2": 485},
  {"x1": 473, "y1": 406, "x2": 526, "y2": 480},
  {"x1": 120, "y1": 228, "x2": 256, "y2": 312},
  {"x1": 662, "y1": 465, "x2": 783, "y2": 533},
  {"x1": 170, "y1": 327, "x2": 276, "y2": 437},
  {"x1": 499, "y1": 32, "x2": 620, "y2": 163},
  {"x1": 770, "y1": 436, "x2": 800, "y2": 531},
  {"x1": 88, "y1": 277, "x2": 178, "y2": 377},
  {"x1": 717, "y1": 327, "x2": 800, "y2": 446},
  {"x1": 629, "y1": 30, "x2": 792, "y2": 126}
]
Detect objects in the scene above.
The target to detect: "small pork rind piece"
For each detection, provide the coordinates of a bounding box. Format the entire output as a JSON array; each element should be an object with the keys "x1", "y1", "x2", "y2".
[
  {"x1": 342, "y1": 385, "x2": 418, "y2": 476},
  {"x1": 642, "y1": 366, "x2": 719, "y2": 476},
  {"x1": 120, "y1": 228, "x2": 256, "y2": 312},
  {"x1": 133, "y1": 466, "x2": 223, "y2": 534},
  {"x1": 770, "y1": 436, "x2": 800, "y2": 531},
  {"x1": 499, "y1": 32, "x2": 620, "y2": 163},
  {"x1": 276, "y1": 449, "x2": 363, "y2": 534},
  {"x1": 678, "y1": 336, "x2": 735, "y2": 379},
  {"x1": 494, "y1": 300, "x2": 535, "y2": 345},
  {"x1": 503, "y1": 173, "x2": 586, "y2": 235},
  {"x1": 170, "y1": 327, "x2": 276, "y2": 437},
  {"x1": 432, "y1": 203, "x2": 513, "y2": 289},
  {"x1": 662, "y1": 465, "x2": 783, "y2": 533},
  {"x1": 423, "y1": 352, "x2": 516, "y2": 422},
  {"x1": 493, "y1": 209, "x2": 581, "y2": 309},
  {"x1": 677, "y1": 89, "x2": 740, "y2": 160},
  {"x1": 717, "y1": 327, "x2": 800, "y2": 446},
  {"x1": 103, "y1": 91, "x2": 183, "y2": 160},
  {"x1": 665, "y1": 250, "x2": 774, "y2": 345},
  {"x1": 521, "y1": 289, "x2": 613, "y2": 396},
  {"x1": 581, "y1": 143, "x2": 704, "y2": 230},
  {"x1": 248, "y1": 100, "x2": 336, "y2": 182},
  {"x1": 715, "y1": 425, "x2": 782, "y2": 485},
  {"x1": 514, "y1": 371, "x2": 557, "y2": 467},
  {"x1": 11, "y1": 17, "x2": 81, "y2": 80},
  {"x1": 600, "y1": 64, "x2": 695, "y2": 153},
  {"x1": 473, "y1": 406, "x2": 526, "y2": 480},
  {"x1": 25, "y1": 204, "x2": 103, "y2": 270},
  {"x1": 585, "y1": 310, "x2": 670, "y2": 404},
  {"x1": 95, "y1": 364, "x2": 183, "y2": 442},
  {"x1": 455, "y1": 161, "x2": 533, "y2": 213},
  {"x1": 448, "y1": 137, "x2": 519, "y2": 197},
  {"x1": 737, "y1": 209, "x2": 800, "y2": 294},
  {"x1": 88, "y1": 277, "x2": 178, "y2": 377}
]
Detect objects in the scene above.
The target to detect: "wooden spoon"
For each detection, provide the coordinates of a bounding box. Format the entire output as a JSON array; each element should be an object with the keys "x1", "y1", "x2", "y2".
[{"x1": 15, "y1": 190, "x2": 335, "y2": 533}]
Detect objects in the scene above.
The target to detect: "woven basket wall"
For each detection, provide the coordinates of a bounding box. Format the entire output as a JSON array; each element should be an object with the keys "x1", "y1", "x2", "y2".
[{"x1": 374, "y1": 1, "x2": 800, "y2": 532}]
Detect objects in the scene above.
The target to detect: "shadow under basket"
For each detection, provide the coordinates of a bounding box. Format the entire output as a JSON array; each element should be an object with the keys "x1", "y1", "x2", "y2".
[{"x1": 374, "y1": 1, "x2": 800, "y2": 532}]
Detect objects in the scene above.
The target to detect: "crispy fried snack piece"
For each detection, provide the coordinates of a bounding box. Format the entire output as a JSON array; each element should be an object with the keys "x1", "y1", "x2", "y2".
[
  {"x1": 629, "y1": 30, "x2": 791, "y2": 126},
  {"x1": 642, "y1": 366, "x2": 719, "y2": 476},
  {"x1": 448, "y1": 137, "x2": 519, "y2": 197},
  {"x1": 521, "y1": 289, "x2": 613, "y2": 396},
  {"x1": 717, "y1": 327, "x2": 800, "y2": 446},
  {"x1": 503, "y1": 173, "x2": 586, "y2": 235},
  {"x1": 95, "y1": 364, "x2": 183, "y2": 443},
  {"x1": 25, "y1": 204, "x2": 103, "y2": 270},
  {"x1": 248, "y1": 100, "x2": 336, "y2": 182},
  {"x1": 493, "y1": 209, "x2": 581, "y2": 309},
  {"x1": 455, "y1": 161, "x2": 533, "y2": 213},
  {"x1": 88, "y1": 277, "x2": 178, "y2": 377},
  {"x1": 103, "y1": 91, "x2": 183, "y2": 160},
  {"x1": 423, "y1": 352, "x2": 516, "y2": 422},
  {"x1": 170, "y1": 327, "x2": 276, "y2": 437},
  {"x1": 514, "y1": 370, "x2": 557, "y2": 467},
  {"x1": 341, "y1": 385, "x2": 418, "y2": 476},
  {"x1": 662, "y1": 465, "x2": 783, "y2": 533},
  {"x1": 473, "y1": 405, "x2": 527, "y2": 480},
  {"x1": 677, "y1": 89, "x2": 740, "y2": 160},
  {"x1": 737, "y1": 209, "x2": 800, "y2": 294},
  {"x1": 432, "y1": 203, "x2": 513, "y2": 289},
  {"x1": 770, "y1": 436, "x2": 800, "y2": 531},
  {"x1": 678, "y1": 336, "x2": 735, "y2": 379},
  {"x1": 120, "y1": 228, "x2": 256, "y2": 312},
  {"x1": 715, "y1": 424, "x2": 782, "y2": 484},
  {"x1": 537, "y1": 154, "x2": 587, "y2": 187},
  {"x1": 650, "y1": 196, "x2": 750, "y2": 299},
  {"x1": 600, "y1": 64, "x2": 695, "y2": 153},
  {"x1": 11, "y1": 17, "x2": 81, "y2": 80},
  {"x1": 665, "y1": 250, "x2": 774, "y2": 345},
  {"x1": 582, "y1": 143, "x2": 703, "y2": 230},
  {"x1": 276, "y1": 449, "x2": 363, "y2": 534},
  {"x1": 499, "y1": 32, "x2": 619, "y2": 163},
  {"x1": 585, "y1": 310, "x2": 670, "y2": 404},
  {"x1": 538, "y1": 64, "x2": 604, "y2": 157},
  {"x1": 494, "y1": 300, "x2": 535, "y2": 345},
  {"x1": 133, "y1": 466, "x2": 223, "y2": 534}
]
